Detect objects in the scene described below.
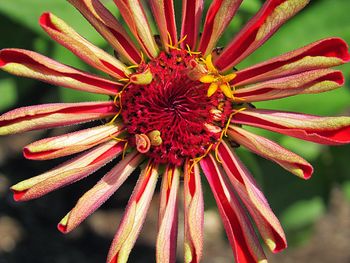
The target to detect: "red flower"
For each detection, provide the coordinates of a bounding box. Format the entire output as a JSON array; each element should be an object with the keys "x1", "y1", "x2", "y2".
[{"x1": 1, "y1": 0, "x2": 350, "y2": 262}]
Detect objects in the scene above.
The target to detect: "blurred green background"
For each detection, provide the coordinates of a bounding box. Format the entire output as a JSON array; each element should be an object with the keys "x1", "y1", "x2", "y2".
[{"x1": 0, "y1": 0, "x2": 349, "y2": 262}]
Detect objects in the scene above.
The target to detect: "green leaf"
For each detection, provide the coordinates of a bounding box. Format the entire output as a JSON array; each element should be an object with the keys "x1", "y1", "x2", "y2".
[
  {"x1": 281, "y1": 197, "x2": 325, "y2": 231},
  {"x1": 0, "y1": 78, "x2": 17, "y2": 111},
  {"x1": 342, "y1": 181, "x2": 350, "y2": 202},
  {"x1": 0, "y1": 0, "x2": 105, "y2": 46},
  {"x1": 59, "y1": 87, "x2": 108, "y2": 103}
]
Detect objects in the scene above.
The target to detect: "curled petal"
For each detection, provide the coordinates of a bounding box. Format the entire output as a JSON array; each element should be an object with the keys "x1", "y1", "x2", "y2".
[
  {"x1": 107, "y1": 162, "x2": 159, "y2": 263},
  {"x1": 24, "y1": 123, "x2": 124, "y2": 160},
  {"x1": 114, "y1": 0, "x2": 159, "y2": 59},
  {"x1": 0, "y1": 101, "x2": 115, "y2": 135},
  {"x1": 183, "y1": 160, "x2": 204, "y2": 263},
  {"x1": 40, "y1": 12, "x2": 130, "y2": 79},
  {"x1": 135, "y1": 133, "x2": 151, "y2": 153},
  {"x1": 181, "y1": 0, "x2": 204, "y2": 50},
  {"x1": 233, "y1": 109, "x2": 350, "y2": 145},
  {"x1": 215, "y1": 0, "x2": 310, "y2": 71},
  {"x1": 156, "y1": 166, "x2": 180, "y2": 263},
  {"x1": 11, "y1": 141, "x2": 124, "y2": 201},
  {"x1": 58, "y1": 151, "x2": 143, "y2": 233},
  {"x1": 235, "y1": 69, "x2": 344, "y2": 102},
  {"x1": 198, "y1": 0, "x2": 243, "y2": 55},
  {"x1": 228, "y1": 126, "x2": 313, "y2": 179},
  {"x1": 234, "y1": 38, "x2": 350, "y2": 86},
  {"x1": 218, "y1": 142, "x2": 287, "y2": 252},
  {"x1": 200, "y1": 155, "x2": 267, "y2": 263},
  {"x1": 149, "y1": 0, "x2": 177, "y2": 51},
  {"x1": 67, "y1": 0, "x2": 141, "y2": 64},
  {"x1": 0, "y1": 49, "x2": 121, "y2": 95}
]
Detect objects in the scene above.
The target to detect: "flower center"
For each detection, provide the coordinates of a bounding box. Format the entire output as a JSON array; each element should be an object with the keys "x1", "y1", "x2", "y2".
[{"x1": 121, "y1": 49, "x2": 233, "y2": 165}]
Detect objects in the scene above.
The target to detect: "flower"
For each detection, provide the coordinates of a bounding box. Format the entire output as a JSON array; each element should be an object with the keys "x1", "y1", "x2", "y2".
[{"x1": 1, "y1": 0, "x2": 350, "y2": 262}]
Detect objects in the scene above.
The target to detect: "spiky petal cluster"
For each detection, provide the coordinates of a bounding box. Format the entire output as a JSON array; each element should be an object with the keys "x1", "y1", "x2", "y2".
[{"x1": 1, "y1": 1, "x2": 350, "y2": 263}]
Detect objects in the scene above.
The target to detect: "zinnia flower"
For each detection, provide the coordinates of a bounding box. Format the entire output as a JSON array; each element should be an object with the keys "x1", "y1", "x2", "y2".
[{"x1": 1, "y1": 0, "x2": 350, "y2": 262}]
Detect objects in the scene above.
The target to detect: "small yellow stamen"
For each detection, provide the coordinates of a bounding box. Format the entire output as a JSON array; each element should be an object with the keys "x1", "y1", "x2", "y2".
[
  {"x1": 109, "y1": 134, "x2": 129, "y2": 159},
  {"x1": 177, "y1": 35, "x2": 188, "y2": 46},
  {"x1": 166, "y1": 34, "x2": 188, "y2": 51},
  {"x1": 167, "y1": 168, "x2": 173, "y2": 190},
  {"x1": 167, "y1": 31, "x2": 173, "y2": 47},
  {"x1": 189, "y1": 144, "x2": 213, "y2": 173},
  {"x1": 186, "y1": 44, "x2": 201, "y2": 56},
  {"x1": 108, "y1": 82, "x2": 131, "y2": 125},
  {"x1": 126, "y1": 64, "x2": 139, "y2": 70},
  {"x1": 214, "y1": 107, "x2": 247, "y2": 163}
]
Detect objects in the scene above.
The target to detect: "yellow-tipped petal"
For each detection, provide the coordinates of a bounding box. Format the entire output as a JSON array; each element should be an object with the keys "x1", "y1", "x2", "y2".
[
  {"x1": 222, "y1": 73, "x2": 237, "y2": 82},
  {"x1": 58, "y1": 212, "x2": 71, "y2": 232},
  {"x1": 207, "y1": 82, "x2": 219, "y2": 97},
  {"x1": 199, "y1": 75, "x2": 216, "y2": 83},
  {"x1": 184, "y1": 242, "x2": 193, "y2": 263},
  {"x1": 205, "y1": 54, "x2": 217, "y2": 73},
  {"x1": 220, "y1": 83, "x2": 234, "y2": 99},
  {"x1": 265, "y1": 238, "x2": 277, "y2": 251}
]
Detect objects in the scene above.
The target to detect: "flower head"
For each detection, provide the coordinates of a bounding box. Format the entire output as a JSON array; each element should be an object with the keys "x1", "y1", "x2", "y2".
[{"x1": 1, "y1": 0, "x2": 350, "y2": 262}]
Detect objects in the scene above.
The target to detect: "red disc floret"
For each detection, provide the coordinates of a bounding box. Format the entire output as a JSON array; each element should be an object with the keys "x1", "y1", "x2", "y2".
[{"x1": 121, "y1": 49, "x2": 222, "y2": 165}]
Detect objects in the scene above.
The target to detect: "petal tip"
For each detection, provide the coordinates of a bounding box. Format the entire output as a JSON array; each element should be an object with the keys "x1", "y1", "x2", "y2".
[
  {"x1": 11, "y1": 188, "x2": 27, "y2": 202},
  {"x1": 57, "y1": 212, "x2": 70, "y2": 233}
]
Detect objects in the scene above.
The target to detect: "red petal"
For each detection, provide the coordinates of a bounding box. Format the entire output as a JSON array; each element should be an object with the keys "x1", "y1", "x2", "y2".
[
  {"x1": 0, "y1": 49, "x2": 122, "y2": 95},
  {"x1": 199, "y1": 0, "x2": 242, "y2": 55},
  {"x1": 200, "y1": 155, "x2": 266, "y2": 263},
  {"x1": 67, "y1": 0, "x2": 141, "y2": 64},
  {"x1": 218, "y1": 142, "x2": 287, "y2": 252},
  {"x1": 0, "y1": 101, "x2": 115, "y2": 135},
  {"x1": 181, "y1": 0, "x2": 204, "y2": 50},
  {"x1": 149, "y1": 0, "x2": 177, "y2": 51},
  {"x1": 234, "y1": 38, "x2": 350, "y2": 86},
  {"x1": 215, "y1": 0, "x2": 310, "y2": 71},
  {"x1": 227, "y1": 127, "x2": 313, "y2": 179},
  {"x1": 235, "y1": 69, "x2": 344, "y2": 102},
  {"x1": 233, "y1": 109, "x2": 350, "y2": 145},
  {"x1": 40, "y1": 12, "x2": 129, "y2": 79},
  {"x1": 113, "y1": 0, "x2": 159, "y2": 59}
]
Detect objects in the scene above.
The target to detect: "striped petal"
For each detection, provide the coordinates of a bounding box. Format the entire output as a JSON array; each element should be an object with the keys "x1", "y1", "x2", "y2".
[
  {"x1": 184, "y1": 160, "x2": 204, "y2": 263},
  {"x1": 218, "y1": 142, "x2": 287, "y2": 253},
  {"x1": 23, "y1": 123, "x2": 123, "y2": 160},
  {"x1": 215, "y1": 0, "x2": 310, "y2": 71},
  {"x1": 181, "y1": 0, "x2": 204, "y2": 50},
  {"x1": 40, "y1": 12, "x2": 130, "y2": 79},
  {"x1": 149, "y1": 0, "x2": 177, "y2": 51},
  {"x1": 67, "y1": 0, "x2": 141, "y2": 64},
  {"x1": 0, "y1": 101, "x2": 115, "y2": 135},
  {"x1": 198, "y1": 0, "x2": 243, "y2": 55},
  {"x1": 114, "y1": 0, "x2": 159, "y2": 59},
  {"x1": 11, "y1": 141, "x2": 123, "y2": 201},
  {"x1": 58, "y1": 151, "x2": 142, "y2": 233},
  {"x1": 107, "y1": 162, "x2": 159, "y2": 263},
  {"x1": 233, "y1": 38, "x2": 350, "y2": 86},
  {"x1": 0, "y1": 49, "x2": 121, "y2": 95},
  {"x1": 156, "y1": 165, "x2": 180, "y2": 263},
  {"x1": 228, "y1": 126, "x2": 313, "y2": 179},
  {"x1": 235, "y1": 69, "x2": 344, "y2": 102},
  {"x1": 233, "y1": 109, "x2": 350, "y2": 145},
  {"x1": 200, "y1": 155, "x2": 267, "y2": 263}
]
